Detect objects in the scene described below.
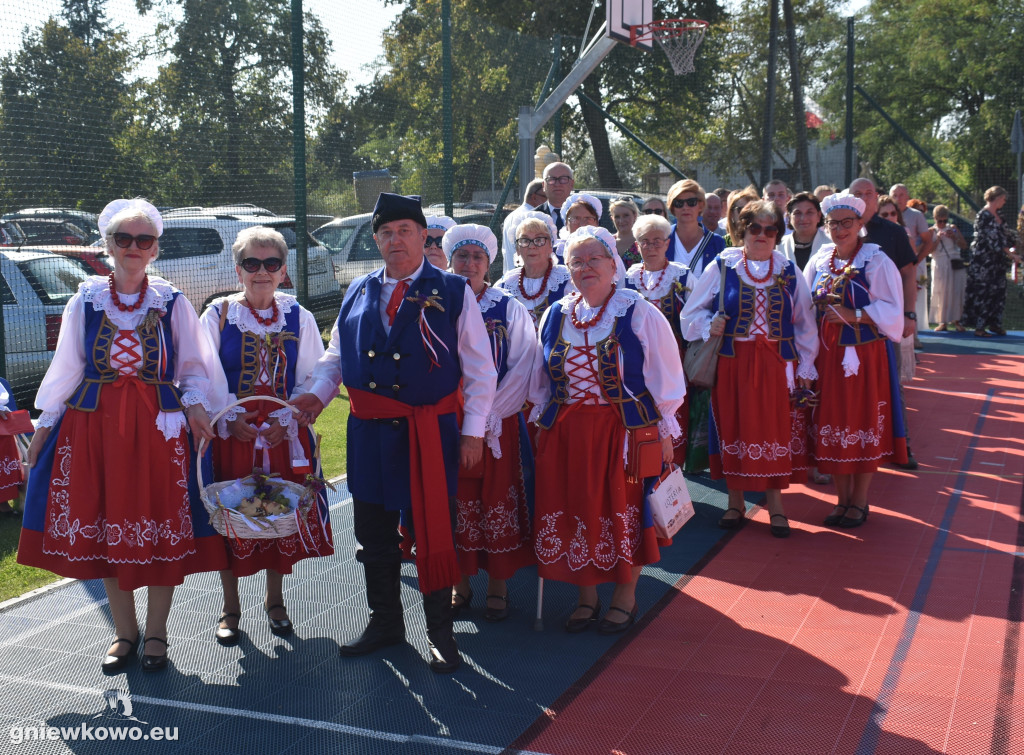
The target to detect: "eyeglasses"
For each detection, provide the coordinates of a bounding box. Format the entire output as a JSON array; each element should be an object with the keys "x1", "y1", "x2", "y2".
[
  {"x1": 451, "y1": 249, "x2": 489, "y2": 264},
  {"x1": 745, "y1": 223, "x2": 779, "y2": 239},
  {"x1": 112, "y1": 232, "x2": 157, "y2": 250},
  {"x1": 544, "y1": 175, "x2": 572, "y2": 185},
  {"x1": 671, "y1": 197, "x2": 701, "y2": 209},
  {"x1": 515, "y1": 236, "x2": 550, "y2": 248},
  {"x1": 239, "y1": 256, "x2": 284, "y2": 273},
  {"x1": 878, "y1": 210, "x2": 898, "y2": 220},
  {"x1": 637, "y1": 237, "x2": 668, "y2": 249},
  {"x1": 567, "y1": 256, "x2": 610, "y2": 272},
  {"x1": 641, "y1": 208, "x2": 666, "y2": 216},
  {"x1": 425, "y1": 235, "x2": 444, "y2": 248},
  {"x1": 824, "y1": 218, "x2": 859, "y2": 231}
]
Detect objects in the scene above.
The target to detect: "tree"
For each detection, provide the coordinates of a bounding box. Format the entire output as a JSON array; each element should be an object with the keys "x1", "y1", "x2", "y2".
[
  {"x1": 131, "y1": 0, "x2": 342, "y2": 208},
  {"x1": 0, "y1": 19, "x2": 132, "y2": 210},
  {"x1": 61, "y1": 0, "x2": 112, "y2": 46}
]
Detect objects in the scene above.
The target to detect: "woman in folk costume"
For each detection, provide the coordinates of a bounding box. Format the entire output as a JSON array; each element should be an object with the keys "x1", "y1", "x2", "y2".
[
  {"x1": 18, "y1": 198, "x2": 226, "y2": 673},
  {"x1": 423, "y1": 214, "x2": 457, "y2": 270},
  {"x1": 443, "y1": 224, "x2": 538, "y2": 622},
  {"x1": 0, "y1": 378, "x2": 25, "y2": 515},
  {"x1": 200, "y1": 227, "x2": 334, "y2": 646},
  {"x1": 528, "y1": 226, "x2": 685, "y2": 635},
  {"x1": 804, "y1": 192, "x2": 908, "y2": 528},
  {"x1": 623, "y1": 213, "x2": 695, "y2": 468},
  {"x1": 681, "y1": 200, "x2": 818, "y2": 538},
  {"x1": 665, "y1": 178, "x2": 726, "y2": 278},
  {"x1": 496, "y1": 211, "x2": 572, "y2": 328}
]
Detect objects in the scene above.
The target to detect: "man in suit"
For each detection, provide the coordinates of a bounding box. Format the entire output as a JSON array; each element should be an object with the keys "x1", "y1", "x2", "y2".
[
  {"x1": 539, "y1": 162, "x2": 575, "y2": 232},
  {"x1": 293, "y1": 193, "x2": 497, "y2": 673}
]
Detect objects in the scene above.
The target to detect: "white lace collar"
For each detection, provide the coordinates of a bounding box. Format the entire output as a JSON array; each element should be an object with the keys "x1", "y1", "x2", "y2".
[
  {"x1": 557, "y1": 286, "x2": 639, "y2": 330},
  {"x1": 626, "y1": 261, "x2": 690, "y2": 300},
  {"x1": 476, "y1": 286, "x2": 506, "y2": 314},
  {"x1": 810, "y1": 242, "x2": 884, "y2": 275},
  {"x1": 224, "y1": 292, "x2": 298, "y2": 334},
  {"x1": 719, "y1": 247, "x2": 789, "y2": 286},
  {"x1": 80, "y1": 274, "x2": 177, "y2": 330},
  {"x1": 500, "y1": 263, "x2": 571, "y2": 296}
]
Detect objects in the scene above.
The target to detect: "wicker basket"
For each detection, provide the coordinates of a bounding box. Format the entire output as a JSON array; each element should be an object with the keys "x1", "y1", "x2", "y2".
[{"x1": 197, "y1": 396, "x2": 318, "y2": 540}]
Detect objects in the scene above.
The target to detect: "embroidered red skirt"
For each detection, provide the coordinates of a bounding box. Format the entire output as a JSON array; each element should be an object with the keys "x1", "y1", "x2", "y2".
[
  {"x1": 454, "y1": 413, "x2": 533, "y2": 580},
  {"x1": 812, "y1": 325, "x2": 907, "y2": 473},
  {"x1": 533, "y1": 404, "x2": 662, "y2": 586},
  {"x1": 18, "y1": 380, "x2": 227, "y2": 590},
  {"x1": 0, "y1": 436, "x2": 22, "y2": 501},
  {"x1": 212, "y1": 429, "x2": 334, "y2": 577},
  {"x1": 710, "y1": 338, "x2": 807, "y2": 491}
]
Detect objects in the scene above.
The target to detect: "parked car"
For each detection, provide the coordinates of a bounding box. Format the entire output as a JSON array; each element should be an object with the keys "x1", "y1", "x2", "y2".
[
  {"x1": 313, "y1": 208, "x2": 504, "y2": 291},
  {"x1": 19, "y1": 245, "x2": 112, "y2": 275},
  {"x1": 152, "y1": 210, "x2": 342, "y2": 324},
  {"x1": 1, "y1": 208, "x2": 101, "y2": 245},
  {"x1": 1, "y1": 218, "x2": 90, "y2": 246},
  {"x1": 0, "y1": 249, "x2": 93, "y2": 407}
]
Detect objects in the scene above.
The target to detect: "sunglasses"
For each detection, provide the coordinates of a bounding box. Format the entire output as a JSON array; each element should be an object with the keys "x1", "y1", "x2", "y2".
[
  {"x1": 671, "y1": 197, "x2": 701, "y2": 209},
  {"x1": 641, "y1": 208, "x2": 666, "y2": 216},
  {"x1": 878, "y1": 210, "x2": 898, "y2": 219},
  {"x1": 425, "y1": 235, "x2": 444, "y2": 248},
  {"x1": 746, "y1": 223, "x2": 779, "y2": 239},
  {"x1": 112, "y1": 232, "x2": 157, "y2": 250},
  {"x1": 239, "y1": 256, "x2": 284, "y2": 273}
]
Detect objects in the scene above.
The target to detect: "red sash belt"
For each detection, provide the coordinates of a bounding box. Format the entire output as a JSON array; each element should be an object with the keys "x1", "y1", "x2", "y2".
[
  {"x1": 111, "y1": 374, "x2": 157, "y2": 437},
  {"x1": 347, "y1": 387, "x2": 461, "y2": 594}
]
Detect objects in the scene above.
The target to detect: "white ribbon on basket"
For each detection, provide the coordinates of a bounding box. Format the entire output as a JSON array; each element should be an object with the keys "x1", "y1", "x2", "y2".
[{"x1": 250, "y1": 421, "x2": 311, "y2": 473}]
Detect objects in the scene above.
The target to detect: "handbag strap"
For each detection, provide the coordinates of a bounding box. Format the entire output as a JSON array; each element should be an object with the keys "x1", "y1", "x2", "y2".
[{"x1": 715, "y1": 256, "x2": 727, "y2": 314}]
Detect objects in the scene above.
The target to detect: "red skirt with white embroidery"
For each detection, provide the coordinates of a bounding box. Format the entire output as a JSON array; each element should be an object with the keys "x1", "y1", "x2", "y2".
[
  {"x1": 811, "y1": 324, "x2": 905, "y2": 473},
  {"x1": 533, "y1": 404, "x2": 662, "y2": 586},
  {"x1": 17, "y1": 380, "x2": 228, "y2": 590},
  {"x1": 211, "y1": 429, "x2": 334, "y2": 577},
  {"x1": 0, "y1": 435, "x2": 22, "y2": 501},
  {"x1": 710, "y1": 337, "x2": 808, "y2": 491},
  {"x1": 454, "y1": 413, "x2": 533, "y2": 580}
]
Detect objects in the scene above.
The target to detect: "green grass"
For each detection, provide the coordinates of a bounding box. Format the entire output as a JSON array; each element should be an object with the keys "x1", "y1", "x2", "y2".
[{"x1": 0, "y1": 392, "x2": 351, "y2": 605}]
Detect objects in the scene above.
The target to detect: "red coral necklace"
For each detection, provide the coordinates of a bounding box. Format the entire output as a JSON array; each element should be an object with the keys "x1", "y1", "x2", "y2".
[
  {"x1": 107, "y1": 273, "x2": 148, "y2": 313},
  {"x1": 570, "y1": 284, "x2": 616, "y2": 331},
  {"x1": 741, "y1": 253, "x2": 774, "y2": 284},
  {"x1": 518, "y1": 261, "x2": 553, "y2": 301},
  {"x1": 243, "y1": 297, "x2": 279, "y2": 327}
]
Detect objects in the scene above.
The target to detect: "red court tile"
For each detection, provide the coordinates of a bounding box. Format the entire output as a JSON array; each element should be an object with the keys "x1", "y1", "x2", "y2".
[
  {"x1": 632, "y1": 701, "x2": 750, "y2": 740},
  {"x1": 684, "y1": 643, "x2": 787, "y2": 679},
  {"x1": 731, "y1": 706, "x2": 849, "y2": 751},
  {"x1": 614, "y1": 730, "x2": 728, "y2": 755}
]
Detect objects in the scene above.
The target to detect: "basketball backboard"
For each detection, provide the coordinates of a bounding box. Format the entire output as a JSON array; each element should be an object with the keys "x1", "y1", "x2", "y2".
[{"x1": 607, "y1": 0, "x2": 653, "y2": 51}]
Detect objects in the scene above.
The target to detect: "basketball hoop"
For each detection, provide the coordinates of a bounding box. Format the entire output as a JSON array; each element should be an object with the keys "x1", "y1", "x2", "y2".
[{"x1": 630, "y1": 19, "x2": 709, "y2": 75}]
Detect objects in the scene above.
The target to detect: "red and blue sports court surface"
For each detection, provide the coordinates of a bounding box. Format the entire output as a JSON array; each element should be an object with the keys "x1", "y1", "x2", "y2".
[{"x1": 0, "y1": 331, "x2": 1020, "y2": 754}]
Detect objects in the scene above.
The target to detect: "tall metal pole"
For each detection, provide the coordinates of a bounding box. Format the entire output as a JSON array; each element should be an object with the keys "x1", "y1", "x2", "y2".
[
  {"x1": 782, "y1": 0, "x2": 811, "y2": 189},
  {"x1": 553, "y1": 35, "x2": 562, "y2": 156},
  {"x1": 759, "y1": 0, "x2": 780, "y2": 188},
  {"x1": 290, "y1": 0, "x2": 307, "y2": 306},
  {"x1": 442, "y1": 0, "x2": 453, "y2": 214},
  {"x1": 845, "y1": 17, "x2": 855, "y2": 186}
]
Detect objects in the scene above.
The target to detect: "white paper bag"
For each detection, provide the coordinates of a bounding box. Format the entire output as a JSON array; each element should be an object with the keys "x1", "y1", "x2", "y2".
[{"x1": 648, "y1": 464, "x2": 694, "y2": 538}]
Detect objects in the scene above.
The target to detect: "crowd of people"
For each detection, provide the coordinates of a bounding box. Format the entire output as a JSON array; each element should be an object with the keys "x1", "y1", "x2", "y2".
[{"x1": 9, "y1": 168, "x2": 1020, "y2": 675}]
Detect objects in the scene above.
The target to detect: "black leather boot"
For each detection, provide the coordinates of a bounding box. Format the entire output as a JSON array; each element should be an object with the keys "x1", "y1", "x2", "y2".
[
  {"x1": 422, "y1": 588, "x2": 461, "y2": 673},
  {"x1": 339, "y1": 563, "x2": 405, "y2": 656}
]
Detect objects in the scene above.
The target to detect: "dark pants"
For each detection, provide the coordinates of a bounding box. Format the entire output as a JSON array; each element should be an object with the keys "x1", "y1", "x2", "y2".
[{"x1": 352, "y1": 496, "x2": 457, "y2": 569}]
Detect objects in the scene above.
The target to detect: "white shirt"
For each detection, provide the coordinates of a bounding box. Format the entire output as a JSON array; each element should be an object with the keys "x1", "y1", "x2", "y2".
[{"x1": 308, "y1": 259, "x2": 497, "y2": 438}]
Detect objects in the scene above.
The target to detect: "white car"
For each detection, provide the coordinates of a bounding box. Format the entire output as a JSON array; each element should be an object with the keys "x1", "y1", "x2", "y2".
[{"x1": 151, "y1": 210, "x2": 342, "y2": 322}]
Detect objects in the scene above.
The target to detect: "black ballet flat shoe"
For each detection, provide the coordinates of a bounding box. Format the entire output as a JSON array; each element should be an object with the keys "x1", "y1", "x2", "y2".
[
  {"x1": 823, "y1": 505, "x2": 850, "y2": 527},
  {"x1": 483, "y1": 594, "x2": 510, "y2": 623},
  {"x1": 718, "y1": 507, "x2": 745, "y2": 530},
  {"x1": 215, "y1": 612, "x2": 241, "y2": 646},
  {"x1": 565, "y1": 601, "x2": 601, "y2": 634},
  {"x1": 451, "y1": 588, "x2": 473, "y2": 618},
  {"x1": 769, "y1": 513, "x2": 791, "y2": 539},
  {"x1": 265, "y1": 604, "x2": 293, "y2": 637},
  {"x1": 101, "y1": 637, "x2": 137, "y2": 674},
  {"x1": 839, "y1": 504, "x2": 869, "y2": 528},
  {"x1": 140, "y1": 637, "x2": 169, "y2": 672},
  {"x1": 597, "y1": 605, "x2": 637, "y2": 635}
]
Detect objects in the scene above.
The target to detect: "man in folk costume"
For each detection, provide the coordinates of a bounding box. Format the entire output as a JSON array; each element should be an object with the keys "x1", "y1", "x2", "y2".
[{"x1": 293, "y1": 193, "x2": 497, "y2": 673}]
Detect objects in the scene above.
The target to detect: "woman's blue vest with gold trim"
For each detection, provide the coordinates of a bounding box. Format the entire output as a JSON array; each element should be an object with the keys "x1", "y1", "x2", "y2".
[
  {"x1": 719, "y1": 260, "x2": 800, "y2": 361},
  {"x1": 536, "y1": 299, "x2": 661, "y2": 431},
  {"x1": 481, "y1": 292, "x2": 513, "y2": 384},
  {"x1": 809, "y1": 259, "x2": 886, "y2": 346},
  {"x1": 64, "y1": 294, "x2": 183, "y2": 413},
  {"x1": 217, "y1": 302, "x2": 301, "y2": 399}
]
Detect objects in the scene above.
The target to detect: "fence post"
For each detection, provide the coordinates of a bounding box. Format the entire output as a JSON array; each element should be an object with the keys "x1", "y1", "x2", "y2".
[
  {"x1": 291, "y1": 0, "x2": 308, "y2": 306},
  {"x1": 845, "y1": 16, "x2": 855, "y2": 186},
  {"x1": 442, "y1": 0, "x2": 454, "y2": 215}
]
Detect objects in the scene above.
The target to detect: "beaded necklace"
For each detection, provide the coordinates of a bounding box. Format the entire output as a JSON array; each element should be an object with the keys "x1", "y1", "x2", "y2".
[
  {"x1": 639, "y1": 263, "x2": 668, "y2": 292},
  {"x1": 243, "y1": 297, "x2": 279, "y2": 327},
  {"x1": 570, "y1": 284, "x2": 616, "y2": 331},
  {"x1": 741, "y1": 252, "x2": 774, "y2": 284},
  {"x1": 828, "y1": 239, "x2": 863, "y2": 276},
  {"x1": 518, "y1": 261, "x2": 553, "y2": 302},
  {"x1": 107, "y1": 273, "x2": 148, "y2": 313}
]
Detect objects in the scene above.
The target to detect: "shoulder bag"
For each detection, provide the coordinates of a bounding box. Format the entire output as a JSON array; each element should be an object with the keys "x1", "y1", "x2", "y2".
[{"x1": 683, "y1": 259, "x2": 728, "y2": 388}]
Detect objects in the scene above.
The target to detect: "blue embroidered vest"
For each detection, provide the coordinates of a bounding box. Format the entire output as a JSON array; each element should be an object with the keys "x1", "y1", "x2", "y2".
[
  {"x1": 481, "y1": 291, "x2": 513, "y2": 384},
  {"x1": 218, "y1": 302, "x2": 302, "y2": 398},
  {"x1": 338, "y1": 264, "x2": 466, "y2": 510},
  {"x1": 65, "y1": 294, "x2": 183, "y2": 413},
  {"x1": 536, "y1": 300, "x2": 661, "y2": 431},
  {"x1": 624, "y1": 274, "x2": 689, "y2": 345},
  {"x1": 810, "y1": 258, "x2": 885, "y2": 346},
  {"x1": 719, "y1": 260, "x2": 800, "y2": 361}
]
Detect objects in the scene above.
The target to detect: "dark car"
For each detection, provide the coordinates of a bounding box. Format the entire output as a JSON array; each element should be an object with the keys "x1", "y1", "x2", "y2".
[
  {"x1": 2, "y1": 218, "x2": 89, "y2": 246},
  {"x1": 2, "y1": 209, "x2": 100, "y2": 245}
]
